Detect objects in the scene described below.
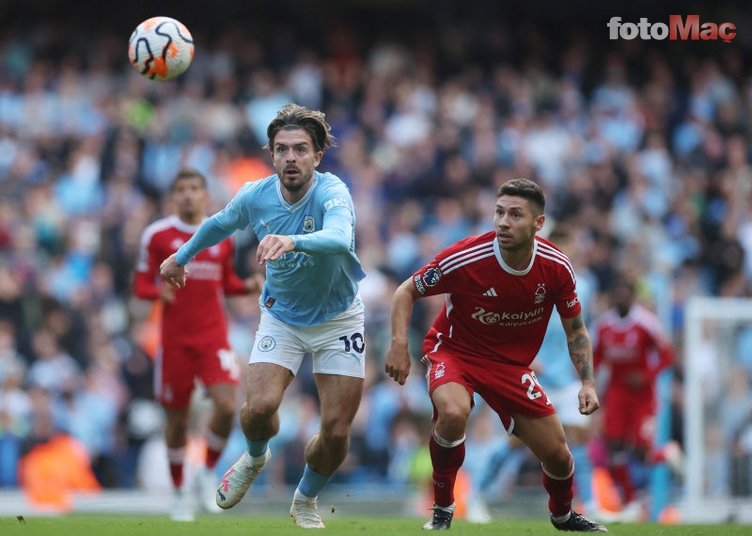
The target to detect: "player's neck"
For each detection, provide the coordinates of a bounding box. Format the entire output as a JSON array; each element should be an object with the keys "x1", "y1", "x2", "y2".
[
  {"x1": 281, "y1": 181, "x2": 313, "y2": 204},
  {"x1": 178, "y1": 214, "x2": 203, "y2": 226},
  {"x1": 500, "y1": 245, "x2": 534, "y2": 271},
  {"x1": 616, "y1": 305, "x2": 632, "y2": 318}
]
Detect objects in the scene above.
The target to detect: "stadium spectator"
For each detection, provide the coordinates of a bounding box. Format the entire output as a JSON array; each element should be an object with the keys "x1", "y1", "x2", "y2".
[
  {"x1": 0, "y1": 5, "x2": 749, "y2": 515},
  {"x1": 385, "y1": 179, "x2": 607, "y2": 532},
  {"x1": 133, "y1": 168, "x2": 261, "y2": 521},
  {"x1": 160, "y1": 104, "x2": 367, "y2": 528},
  {"x1": 0, "y1": 321, "x2": 30, "y2": 487}
]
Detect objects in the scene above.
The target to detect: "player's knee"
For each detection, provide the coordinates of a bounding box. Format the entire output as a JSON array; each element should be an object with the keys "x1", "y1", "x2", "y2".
[
  {"x1": 213, "y1": 397, "x2": 236, "y2": 420},
  {"x1": 436, "y1": 405, "x2": 469, "y2": 434},
  {"x1": 165, "y1": 418, "x2": 189, "y2": 442},
  {"x1": 542, "y1": 446, "x2": 573, "y2": 477},
  {"x1": 246, "y1": 398, "x2": 279, "y2": 422},
  {"x1": 320, "y1": 421, "x2": 351, "y2": 447}
]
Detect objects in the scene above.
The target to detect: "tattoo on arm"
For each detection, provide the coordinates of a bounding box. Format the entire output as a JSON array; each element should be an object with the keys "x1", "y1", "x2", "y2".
[
  {"x1": 566, "y1": 315, "x2": 594, "y2": 381},
  {"x1": 569, "y1": 315, "x2": 584, "y2": 330}
]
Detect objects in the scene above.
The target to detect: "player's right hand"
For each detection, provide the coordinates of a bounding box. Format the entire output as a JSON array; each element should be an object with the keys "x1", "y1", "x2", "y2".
[
  {"x1": 160, "y1": 253, "x2": 188, "y2": 289},
  {"x1": 385, "y1": 343, "x2": 411, "y2": 385}
]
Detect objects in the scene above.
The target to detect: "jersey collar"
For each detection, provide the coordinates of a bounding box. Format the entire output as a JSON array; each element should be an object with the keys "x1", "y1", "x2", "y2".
[
  {"x1": 170, "y1": 215, "x2": 205, "y2": 233},
  {"x1": 493, "y1": 236, "x2": 537, "y2": 276},
  {"x1": 276, "y1": 171, "x2": 319, "y2": 211}
]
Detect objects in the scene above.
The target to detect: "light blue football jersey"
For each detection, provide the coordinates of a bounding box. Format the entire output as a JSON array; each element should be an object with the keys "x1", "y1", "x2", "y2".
[
  {"x1": 176, "y1": 171, "x2": 365, "y2": 326},
  {"x1": 534, "y1": 270, "x2": 596, "y2": 389}
]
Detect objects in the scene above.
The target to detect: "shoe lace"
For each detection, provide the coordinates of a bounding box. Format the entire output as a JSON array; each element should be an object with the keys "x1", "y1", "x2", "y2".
[
  {"x1": 230, "y1": 457, "x2": 265, "y2": 482},
  {"x1": 248, "y1": 464, "x2": 264, "y2": 478}
]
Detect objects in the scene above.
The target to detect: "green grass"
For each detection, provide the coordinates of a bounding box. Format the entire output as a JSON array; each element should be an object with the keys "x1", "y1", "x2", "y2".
[{"x1": 0, "y1": 515, "x2": 750, "y2": 536}]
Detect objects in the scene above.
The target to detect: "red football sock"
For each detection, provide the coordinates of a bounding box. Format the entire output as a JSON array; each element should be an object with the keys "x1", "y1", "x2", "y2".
[
  {"x1": 167, "y1": 447, "x2": 186, "y2": 489},
  {"x1": 205, "y1": 429, "x2": 228, "y2": 469},
  {"x1": 429, "y1": 431, "x2": 466, "y2": 508},
  {"x1": 611, "y1": 462, "x2": 635, "y2": 503},
  {"x1": 542, "y1": 466, "x2": 574, "y2": 517}
]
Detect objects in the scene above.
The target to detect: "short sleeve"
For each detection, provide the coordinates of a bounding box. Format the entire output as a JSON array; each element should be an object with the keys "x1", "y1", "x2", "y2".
[
  {"x1": 554, "y1": 269, "x2": 581, "y2": 319},
  {"x1": 411, "y1": 246, "x2": 465, "y2": 297}
]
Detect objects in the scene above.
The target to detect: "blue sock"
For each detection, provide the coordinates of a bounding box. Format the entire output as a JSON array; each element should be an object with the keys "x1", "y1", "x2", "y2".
[
  {"x1": 571, "y1": 443, "x2": 594, "y2": 505},
  {"x1": 246, "y1": 438, "x2": 269, "y2": 458},
  {"x1": 297, "y1": 464, "x2": 331, "y2": 499}
]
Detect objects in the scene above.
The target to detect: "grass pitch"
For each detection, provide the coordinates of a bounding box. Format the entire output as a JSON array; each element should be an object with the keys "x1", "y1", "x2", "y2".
[{"x1": 1, "y1": 515, "x2": 750, "y2": 536}]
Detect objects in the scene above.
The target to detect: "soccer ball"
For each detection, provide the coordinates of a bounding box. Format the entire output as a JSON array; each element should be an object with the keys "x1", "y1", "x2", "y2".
[{"x1": 128, "y1": 16, "x2": 194, "y2": 81}]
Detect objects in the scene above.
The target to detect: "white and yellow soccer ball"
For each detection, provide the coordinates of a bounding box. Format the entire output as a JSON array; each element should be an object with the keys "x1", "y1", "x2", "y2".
[{"x1": 128, "y1": 16, "x2": 194, "y2": 81}]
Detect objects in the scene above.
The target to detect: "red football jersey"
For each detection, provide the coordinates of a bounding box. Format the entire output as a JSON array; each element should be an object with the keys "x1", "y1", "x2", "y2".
[
  {"x1": 413, "y1": 231, "x2": 581, "y2": 366},
  {"x1": 133, "y1": 215, "x2": 247, "y2": 345},
  {"x1": 593, "y1": 304, "x2": 673, "y2": 392}
]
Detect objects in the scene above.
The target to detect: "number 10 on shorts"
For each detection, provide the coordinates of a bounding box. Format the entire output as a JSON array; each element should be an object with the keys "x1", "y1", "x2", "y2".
[{"x1": 339, "y1": 332, "x2": 365, "y2": 353}]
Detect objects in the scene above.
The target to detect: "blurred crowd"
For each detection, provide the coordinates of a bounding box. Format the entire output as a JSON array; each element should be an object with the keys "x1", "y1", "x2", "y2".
[{"x1": 0, "y1": 7, "x2": 751, "y2": 508}]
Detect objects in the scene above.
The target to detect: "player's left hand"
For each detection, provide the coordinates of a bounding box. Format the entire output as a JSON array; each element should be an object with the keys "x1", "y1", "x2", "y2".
[
  {"x1": 160, "y1": 253, "x2": 188, "y2": 289},
  {"x1": 257, "y1": 235, "x2": 294, "y2": 265},
  {"x1": 578, "y1": 381, "x2": 600, "y2": 415}
]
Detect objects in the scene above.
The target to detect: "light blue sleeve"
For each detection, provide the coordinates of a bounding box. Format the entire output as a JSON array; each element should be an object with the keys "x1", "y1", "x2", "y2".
[
  {"x1": 175, "y1": 186, "x2": 253, "y2": 265},
  {"x1": 290, "y1": 205, "x2": 352, "y2": 255}
]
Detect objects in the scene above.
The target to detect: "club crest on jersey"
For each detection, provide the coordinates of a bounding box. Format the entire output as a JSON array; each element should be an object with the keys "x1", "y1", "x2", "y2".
[
  {"x1": 423, "y1": 267, "x2": 442, "y2": 287},
  {"x1": 303, "y1": 216, "x2": 315, "y2": 233},
  {"x1": 209, "y1": 245, "x2": 220, "y2": 257},
  {"x1": 534, "y1": 283, "x2": 546, "y2": 304},
  {"x1": 257, "y1": 336, "x2": 276, "y2": 352}
]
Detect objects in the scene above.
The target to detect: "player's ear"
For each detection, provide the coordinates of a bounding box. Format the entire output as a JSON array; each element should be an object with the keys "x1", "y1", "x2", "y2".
[
  {"x1": 535, "y1": 213, "x2": 546, "y2": 232},
  {"x1": 314, "y1": 150, "x2": 323, "y2": 167}
]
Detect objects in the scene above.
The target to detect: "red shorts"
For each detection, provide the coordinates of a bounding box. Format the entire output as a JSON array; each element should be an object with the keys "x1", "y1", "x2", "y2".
[
  {"x1": 602, "y1": 387, "x2": 656, "y2": 449},
  {"x1": 422, "y1": 346, "x2": 556, "y2": 434},
  {"x1": 156, "y1": 340, "x2": 240, "y2": 409}
]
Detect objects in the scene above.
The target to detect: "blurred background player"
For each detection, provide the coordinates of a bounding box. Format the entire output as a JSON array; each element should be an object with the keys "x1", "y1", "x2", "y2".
[
  {"x1": 533, "y1": 228, "x2": 601, "y2": 518},
  {"x1": 593, "y1": 275, "x2": 674, "y2": 520},
  {"x1": 133, "y1": 169, "x2": 261, "y2": 521},
  {"x1": 160, "y1": 104, "x2": 367, "y2": 528},
  {"x1": 386, "y1": 179, "x2": 607, "y2": 532}
]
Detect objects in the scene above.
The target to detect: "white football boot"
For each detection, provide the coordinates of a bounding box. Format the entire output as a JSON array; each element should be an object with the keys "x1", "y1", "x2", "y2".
[{"x1": 215, "y1": 449, "x2": 271, "y2": 509}]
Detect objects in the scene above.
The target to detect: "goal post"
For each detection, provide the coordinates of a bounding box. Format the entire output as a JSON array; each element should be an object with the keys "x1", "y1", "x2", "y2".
[{"x1": 682, "y1": 296, "x2": 752, "y2": 523}]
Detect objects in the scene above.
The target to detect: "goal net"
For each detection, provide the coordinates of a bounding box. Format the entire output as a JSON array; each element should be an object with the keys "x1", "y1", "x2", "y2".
[{"x1": 682, "y1": 297, "x2": 752, "y2": 523}]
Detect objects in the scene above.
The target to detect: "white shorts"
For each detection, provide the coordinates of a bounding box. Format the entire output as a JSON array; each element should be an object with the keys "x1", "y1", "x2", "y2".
[
  {"x1": 249, "y1": 299, "x2": 366, "y2": 378},
  {"x1": 549, "y1": 381, "x2": 590, "y2": 427}
]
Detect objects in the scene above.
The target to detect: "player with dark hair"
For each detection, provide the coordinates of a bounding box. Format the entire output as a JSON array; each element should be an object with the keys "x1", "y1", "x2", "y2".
[
  {"x1": 133, "y1": 168, "x2": 261, "y2": 521},
  {"x1": 593, "y1": 276, "x2": 673, "y2": 518},
  {"x1": 386, "y1": 178, "x2": 608, "y2": 532},
  {"x1": 160, "y1": 104, "x2": 366, "y2": 528}
]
